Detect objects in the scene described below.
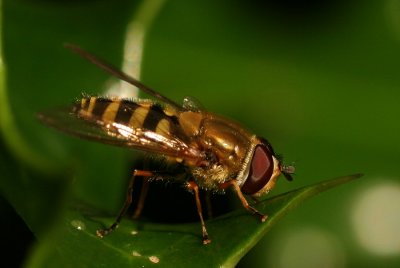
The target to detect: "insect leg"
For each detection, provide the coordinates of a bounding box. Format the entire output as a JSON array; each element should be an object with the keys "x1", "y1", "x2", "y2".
[
  {"x1": 219, "y1": 180, "x2": 267, "y2": 222},
  {"x1": 132, "y1": 157, "x2": 151, "y2": 219},
  {"x1": 96, "y1": 169, "x2": 153, "y2": 238},
  {"x1": 132, "y1": 177, "x2": 149, "y2": 219},
  {"x1": 187, "y1": 181, "x2": 211, "y2": 245}
]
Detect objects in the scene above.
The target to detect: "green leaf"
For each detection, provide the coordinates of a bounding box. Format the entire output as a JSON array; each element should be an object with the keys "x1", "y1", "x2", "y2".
[{"x1": 26, "y1": 174, "x2": 361, "y2": 268}]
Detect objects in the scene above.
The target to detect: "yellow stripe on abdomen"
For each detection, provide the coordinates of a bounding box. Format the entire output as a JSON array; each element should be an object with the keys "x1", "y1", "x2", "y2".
[
  {"x1": 78, "y1": 97, "x2": 97, "y2": 118},
  {"x1": 155, "y1": 118, "x2": 170, "y2": 136},
  {"x1": 102, "y1": 101, "x2": 120, "y2": 122},
  {"x1": 87, "y1": 97, "x2": 97, "y2": 113},
  {"x1": 129, "y1": 106, "x2": 149, "y2": 128}
]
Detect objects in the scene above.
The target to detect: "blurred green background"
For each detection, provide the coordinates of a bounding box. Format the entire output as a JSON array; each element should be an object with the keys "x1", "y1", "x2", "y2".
[{"x1": 0, "y1": 0, "x2": 399, "y2": 267}]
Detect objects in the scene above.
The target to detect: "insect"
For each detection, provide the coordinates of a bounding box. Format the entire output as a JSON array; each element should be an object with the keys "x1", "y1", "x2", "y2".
[{"x1": 38, "y1": 44, "x2": 295, "y2": 244}]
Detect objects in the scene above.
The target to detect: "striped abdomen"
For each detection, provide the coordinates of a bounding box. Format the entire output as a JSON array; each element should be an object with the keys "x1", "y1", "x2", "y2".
[{"x1": 75, "y1": 96, "x2": 180, "y2": 137}]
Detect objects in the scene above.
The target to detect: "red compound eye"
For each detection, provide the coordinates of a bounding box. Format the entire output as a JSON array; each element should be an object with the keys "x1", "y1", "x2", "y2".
[{"x1": 241, "y1": 144, "x2": 273, "y2": 195}]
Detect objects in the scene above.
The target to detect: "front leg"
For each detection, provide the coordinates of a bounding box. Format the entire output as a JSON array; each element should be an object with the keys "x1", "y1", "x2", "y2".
[{"x1": 219, "y1": 180, "x2": 267, "y2": 222}]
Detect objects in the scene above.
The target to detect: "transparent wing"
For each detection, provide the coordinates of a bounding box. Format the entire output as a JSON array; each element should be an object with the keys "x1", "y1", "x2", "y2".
[
  {"x1": 64, "y1": 44, "x2": 183, "y2": 111},
  {"x1": 37, "y1": 107, "x2": 203, "y2": 162}
]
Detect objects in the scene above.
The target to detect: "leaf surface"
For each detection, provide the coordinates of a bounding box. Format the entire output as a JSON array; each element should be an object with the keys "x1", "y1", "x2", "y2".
[{"x1": 27, "y1": 174, "x2": 362, "y2": 268}]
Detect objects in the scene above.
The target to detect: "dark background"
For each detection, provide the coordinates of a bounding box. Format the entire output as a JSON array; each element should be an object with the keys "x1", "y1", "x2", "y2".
[{"x1": 0, "y1": 0, "x2": 399, "y2": 267}]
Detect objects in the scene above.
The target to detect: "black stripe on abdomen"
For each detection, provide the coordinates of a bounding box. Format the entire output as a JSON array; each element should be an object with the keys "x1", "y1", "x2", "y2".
[
  {"x1": 142, "y1": 104, "x2": 165, "y2": 131},
  {"x1": 115, "y1": 100, "x2": 139, "y2": 125},
  {"x1": 91, "y1": 97, "x2": 112, "y2": 117}
]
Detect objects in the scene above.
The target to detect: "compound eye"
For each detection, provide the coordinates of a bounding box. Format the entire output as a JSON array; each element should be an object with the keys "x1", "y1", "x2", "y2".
[{"x1": 241, "y1": 144, "x2": 274, "y2": 195}]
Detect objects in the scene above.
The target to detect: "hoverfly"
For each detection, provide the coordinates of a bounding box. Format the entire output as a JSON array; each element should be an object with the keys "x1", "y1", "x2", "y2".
[{"x1": 38, "y1": 44, "x2": 295, "y2": 244}]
